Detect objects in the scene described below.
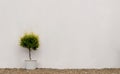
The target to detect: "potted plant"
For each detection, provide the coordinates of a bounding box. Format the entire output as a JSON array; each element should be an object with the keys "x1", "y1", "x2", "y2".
[{"x1": 20, "y1": 32, "x2": 40, "y2": 69}]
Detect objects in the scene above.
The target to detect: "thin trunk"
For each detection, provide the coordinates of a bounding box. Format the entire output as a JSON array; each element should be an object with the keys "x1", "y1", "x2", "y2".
[{"x1": 29, "y1": 48, "x2": 31, "y2": 60}]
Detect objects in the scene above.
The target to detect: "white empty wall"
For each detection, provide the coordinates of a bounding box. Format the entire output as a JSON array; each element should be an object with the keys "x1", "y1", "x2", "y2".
[{"x1": 0, "y1": 0, "x2": 120, "y2": 69}]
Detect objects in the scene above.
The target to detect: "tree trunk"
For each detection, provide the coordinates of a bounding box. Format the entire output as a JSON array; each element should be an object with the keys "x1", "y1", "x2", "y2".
[{"x1": 29, "y1": 48, "x2": 31, "y2": 60}]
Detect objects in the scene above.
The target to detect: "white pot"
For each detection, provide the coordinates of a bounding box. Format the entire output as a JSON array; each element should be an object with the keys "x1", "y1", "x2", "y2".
[{"x1": 25, "y1": 60, "x2": 37, "y2": 70}]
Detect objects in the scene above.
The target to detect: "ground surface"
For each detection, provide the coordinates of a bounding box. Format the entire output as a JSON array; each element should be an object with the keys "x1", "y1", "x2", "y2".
[{"x1": 0, "y1": 68, "x2": 120, "y2": 74}]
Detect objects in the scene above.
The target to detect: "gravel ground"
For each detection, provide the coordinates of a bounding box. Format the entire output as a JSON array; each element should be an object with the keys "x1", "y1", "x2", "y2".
[{"x1": 0, "y1": 68, "x2": 120, "y2": 74}]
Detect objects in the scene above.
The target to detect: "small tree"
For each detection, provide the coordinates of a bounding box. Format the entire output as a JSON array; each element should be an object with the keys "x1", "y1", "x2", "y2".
[{"x1": 20, "y1": 32, "x2": 39, "y2": 60}]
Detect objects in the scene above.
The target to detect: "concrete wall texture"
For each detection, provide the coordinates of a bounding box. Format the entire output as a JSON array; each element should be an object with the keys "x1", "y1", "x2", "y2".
[{"x1": 0, "y1": 0, "x2": 120, "y2": 69}]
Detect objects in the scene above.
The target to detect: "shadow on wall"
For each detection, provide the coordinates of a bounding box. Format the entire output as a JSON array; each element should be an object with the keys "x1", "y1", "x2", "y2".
[{"x1": 115, "y1": 48, "x2": 120, "y2": 67}]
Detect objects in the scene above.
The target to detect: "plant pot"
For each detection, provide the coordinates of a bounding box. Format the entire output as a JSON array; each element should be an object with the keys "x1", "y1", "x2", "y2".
[{"x1": 25, "y1": 60, "x2": 37, "y2": 70}]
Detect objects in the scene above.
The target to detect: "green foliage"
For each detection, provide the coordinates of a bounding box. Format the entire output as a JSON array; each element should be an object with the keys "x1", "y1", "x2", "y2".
[{"x1": 20, "y1": 32, "x2": 39, "y2": 50}]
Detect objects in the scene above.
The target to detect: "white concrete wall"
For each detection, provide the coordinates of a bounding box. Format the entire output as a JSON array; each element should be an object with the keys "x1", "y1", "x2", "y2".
[{"x1": 0, "y1": 0, "x2": 120, "y2": 69}]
